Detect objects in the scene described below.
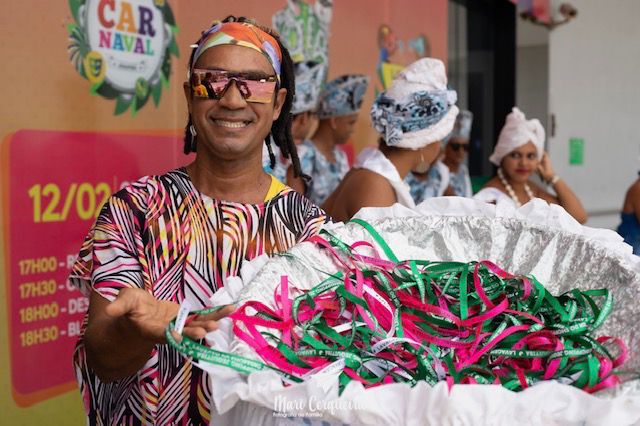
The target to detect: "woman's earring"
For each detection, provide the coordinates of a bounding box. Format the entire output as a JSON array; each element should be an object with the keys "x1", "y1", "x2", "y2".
[
  {"x1": 413, "y1": 152, "x2": 429, "y2": 174},
  {"x1": 189, "y1": 124, "x2": 197, "y2": 152}
]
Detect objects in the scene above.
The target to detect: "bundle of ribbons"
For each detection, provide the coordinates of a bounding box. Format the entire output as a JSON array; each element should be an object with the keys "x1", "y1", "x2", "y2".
[{"x1": 168, "y1": 219, "x2": 628, "y2": 394}]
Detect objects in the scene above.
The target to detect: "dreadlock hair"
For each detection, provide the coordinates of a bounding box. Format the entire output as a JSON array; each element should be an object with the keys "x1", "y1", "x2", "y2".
[{"x1": 183, "y1": 15, "x2": 308, "y2": 180}]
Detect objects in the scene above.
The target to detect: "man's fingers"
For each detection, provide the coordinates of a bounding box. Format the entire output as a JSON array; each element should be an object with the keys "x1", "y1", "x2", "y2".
[
  {"x1": 171, "y1": 304, "x2": 235, "y2": 342},
  {"x1": 170, "y1": 329, "x2": 183, "y2": 343},
  {"x1": 198, "y1": 304, "x2": 236, "y2": 321},
  {"x1": 185, "y1": 319, "x2": 219, "y2": 332},
  {"x1": 182, "y1": 325, "x2": 212, "y2": 340},
  {"x1": 181, "y1": 310, "x2": 230, "y2": 340}
]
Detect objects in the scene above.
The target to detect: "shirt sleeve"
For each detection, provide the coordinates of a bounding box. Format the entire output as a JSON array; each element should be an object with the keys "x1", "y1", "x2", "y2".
[
  {"x1": 297, "y1": 194, "x2": 330, "y2": 242},
  {"x1": 67, "y1": 190, "x2": 147, "y2": 301}
]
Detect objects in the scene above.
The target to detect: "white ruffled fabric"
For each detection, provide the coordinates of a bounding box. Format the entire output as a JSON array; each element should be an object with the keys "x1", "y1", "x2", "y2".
[
  {"x1": 206, "y1": 374, "x2": 640, "y2": 426},
  {"x1": 199, "y1": 197, "x2": 640, "y2": 426},
  {"x1": 489, "y1": 107, "x2": 545, "y2": 166}
]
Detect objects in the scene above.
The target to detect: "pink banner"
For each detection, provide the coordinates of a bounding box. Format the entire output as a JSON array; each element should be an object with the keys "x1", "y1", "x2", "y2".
[{"x1": 4, "y1": 129, "x2": 187, "y2": 405}]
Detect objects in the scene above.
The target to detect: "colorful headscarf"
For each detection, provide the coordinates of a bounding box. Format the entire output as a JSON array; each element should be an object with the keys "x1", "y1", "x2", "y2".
[
  {"x1": 191, "y1": 21, "x2": 283, "y2": 81},
  {"x1": 317, "y1": 74, "x2": 370, "y2": 119},
  {"x1": 489, "y1": 107, "x2": 545, "y2": 166},
  {"x1": 370, "y1": 58, "x2": 459, "y2": 150},
  {"x1": 444, "y1": 109, "x2": 474, "y2": 144},
  {"x1": 292, "y1": 61, "x2": 327, "y2": 115}
]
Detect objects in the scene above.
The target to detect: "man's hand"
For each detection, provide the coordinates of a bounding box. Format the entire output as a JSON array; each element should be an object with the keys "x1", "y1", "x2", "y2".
[
  {"x1": 174, "y1": 305, "x2": 236, "y2": 342},
  {"x1": 105, "y1": 287, "x2": 180, "y2": 344},
  {"x1": 84, "y1": 288, "x2": 236, "y2": 381}
]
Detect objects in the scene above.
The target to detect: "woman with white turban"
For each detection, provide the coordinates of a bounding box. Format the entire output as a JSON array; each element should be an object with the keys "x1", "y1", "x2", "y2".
[
  {"x1": 474, "y1": 107, "x2": 587, "y2": 223},
  {"x1": 323, "y1": 58, "x2": 458, "y2": 221}
]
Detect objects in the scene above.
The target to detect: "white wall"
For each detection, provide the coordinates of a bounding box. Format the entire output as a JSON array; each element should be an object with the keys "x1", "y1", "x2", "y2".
[
  {"x1": 517, "y1": 44, "x2": 549, "y2": 133},
  {"x1": 548, "y1": 0, "x2": 640, "y2": 229},
  {"x1": 516, "y1": 18, "x2": 548, "y2": 187},
  {"x1": 516, "y1": 17, "x2": 549, "y2": 133}
]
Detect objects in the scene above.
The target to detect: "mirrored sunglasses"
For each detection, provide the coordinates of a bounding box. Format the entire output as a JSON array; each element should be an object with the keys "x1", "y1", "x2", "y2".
[{"x1": 191, "y1": 69, "x2": 277, "y2": 104}]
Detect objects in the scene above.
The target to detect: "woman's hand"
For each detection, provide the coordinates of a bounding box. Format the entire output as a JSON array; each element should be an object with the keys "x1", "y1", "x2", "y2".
[
  {"x1": 533, "y1": 152, "x2": 588, "y2": 223},
  {"x1": 537, "y1": 152, "x2": 556, "y2": 183}
]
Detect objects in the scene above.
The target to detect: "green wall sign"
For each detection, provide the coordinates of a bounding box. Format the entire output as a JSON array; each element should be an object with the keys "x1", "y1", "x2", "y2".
[{"x1": 569, "y1": 138, "x2": 584, "y2": 165}]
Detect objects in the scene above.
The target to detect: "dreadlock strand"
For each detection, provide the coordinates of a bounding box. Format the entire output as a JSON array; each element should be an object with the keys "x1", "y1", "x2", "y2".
[
  {"x1": 267, "y1": 32, "x2": 308, "y2": 179},
  {"x1": 182, "y1": 36, "x2": 201, "y2": 154},
  {"x1": 266, "y1": 134, "x2": 276, "y2": 169},
  {"x1": 183, "y1": 116, "x2": 193, "y2": 154}
]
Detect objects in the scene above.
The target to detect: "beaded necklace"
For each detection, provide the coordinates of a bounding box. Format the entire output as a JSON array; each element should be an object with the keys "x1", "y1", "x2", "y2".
[{"x1": 497, "y1": 168, "x2": 534, "y2": 208}]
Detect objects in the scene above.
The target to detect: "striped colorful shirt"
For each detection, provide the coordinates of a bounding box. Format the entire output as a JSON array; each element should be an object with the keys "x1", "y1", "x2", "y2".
[{"x1": 68, "y1": 168, "x2": 327, "y2": 425}]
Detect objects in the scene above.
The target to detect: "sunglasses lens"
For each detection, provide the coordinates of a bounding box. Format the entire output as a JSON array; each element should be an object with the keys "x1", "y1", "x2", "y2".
[
  {"x1": 451, "y1": 143, "x2": 469, "y2": 152},
  {"x1": 191, "y1": 70, "x2": 276, "y2": 103},
  {"x1": 241, "y1": 79, "x2": 277, "y2": 103},
  {"x1": 209, "y1": 79, "x2": 233, "y2": 98}
]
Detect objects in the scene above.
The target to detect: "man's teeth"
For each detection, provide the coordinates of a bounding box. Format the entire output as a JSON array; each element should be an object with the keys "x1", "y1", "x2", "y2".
[{"x1": 215, "y1": 120, "x2": 249, "y2": 128}]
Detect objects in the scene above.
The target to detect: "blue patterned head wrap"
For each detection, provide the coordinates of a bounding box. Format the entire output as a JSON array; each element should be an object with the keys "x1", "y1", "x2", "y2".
[
  {"x1": 318, "y1": 74, "x2": 370, "y2": 119},
  {"x1": 371, "y1": 90, "x2": 456, "y2": 147}
]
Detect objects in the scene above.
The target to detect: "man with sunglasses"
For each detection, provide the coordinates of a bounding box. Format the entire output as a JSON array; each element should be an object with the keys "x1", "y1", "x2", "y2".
[{"x1": 68, "y1": 17, "x2": 327, "y2": 425}]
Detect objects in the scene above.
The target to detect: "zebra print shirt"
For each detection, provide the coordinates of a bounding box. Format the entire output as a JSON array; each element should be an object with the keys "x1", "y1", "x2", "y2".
[{"x1": 68, "y1": 168, "x2": 328, "y2": 425}]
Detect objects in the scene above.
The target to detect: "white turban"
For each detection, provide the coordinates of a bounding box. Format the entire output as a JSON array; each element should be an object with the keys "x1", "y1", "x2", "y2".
[
  {"x1": 444, "y1": 109, "x2": 473, "y2": 145},
  {"x1": 489, "y1": 107, "x2": 545, "y2": 166}
]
